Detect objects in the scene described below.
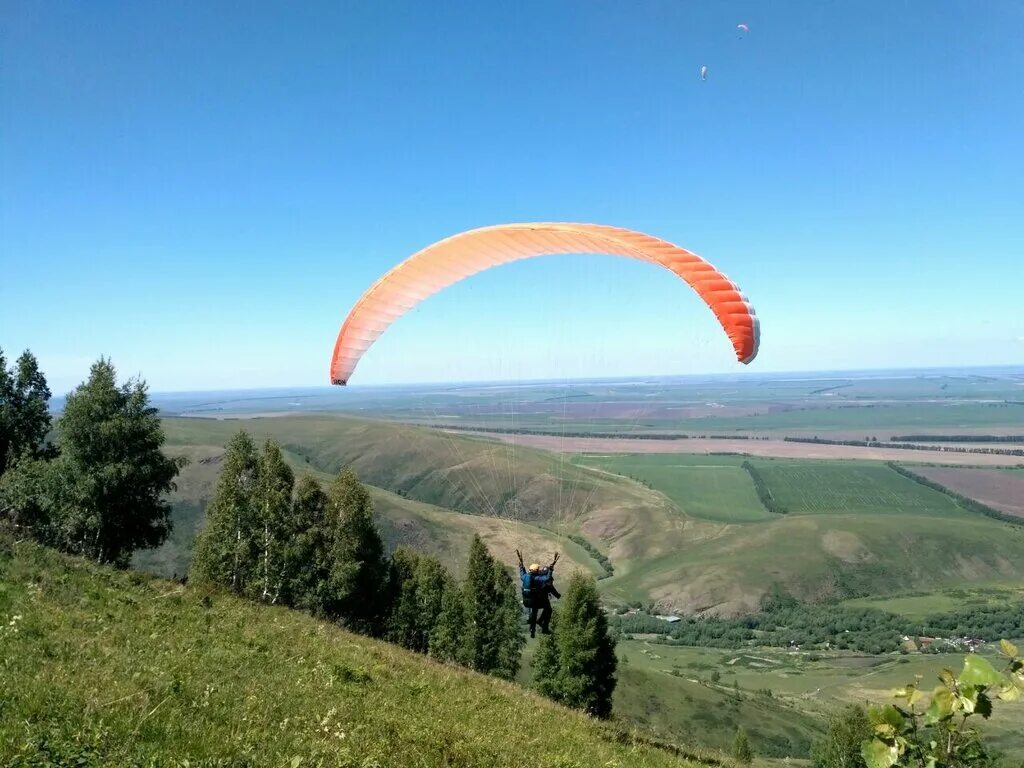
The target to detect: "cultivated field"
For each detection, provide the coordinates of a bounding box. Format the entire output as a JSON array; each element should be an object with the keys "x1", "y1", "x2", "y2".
[
  {"x1": 156, "y1": 370, "x2": 1024, "y2": 441},
  {"x1": 481, "y1": 433, "x2": 1024, "y2": 465},
  {"x1": 911, "y1": 466, "x2": 1024, "y2": 518},
  {"x1": 580, "y1": 454, "x2": 772, "y2": 523},
  {"x1": 751, "y1": 461, "x2": 966, "y2": 517}
]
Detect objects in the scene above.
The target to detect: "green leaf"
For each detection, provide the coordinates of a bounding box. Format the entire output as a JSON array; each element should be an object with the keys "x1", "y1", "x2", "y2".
[
  {"x1": 862, "y1": 738, "x2": 899, "y2": 768},
  {"x1": 874, "y1": 724, "x2": 896, "y2": 739},
  {"x1": 998, "y1": 682, "x2": 1020, "y2": 701},
  {"x1": 1000, "y1": 639, "x2": 1019, "y2": 657},
  {"x1": 867, "y1": 705, "x2": 886, "y2": 726},
  {"x1": 924, "y1": 687, "x2": 954, "y2": 725},
  {"x1": 958, "y1": 693, "x2": 976, "y2": 714},
  {"x1": 960, "y1": 655, "x2": 1004, "y2": 688},
  {"x1": 939, "y1": 668, "x2": 956, "y2": 687},
  {"x1": 892, "y1": 685, "x2": 913, "y2": 699},
  {"x1": 877, "y1": 704, "x2": 906, "y2": 730}
]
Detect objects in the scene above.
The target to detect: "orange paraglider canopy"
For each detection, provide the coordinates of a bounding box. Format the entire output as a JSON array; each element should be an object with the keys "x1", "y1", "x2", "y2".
[{"x1": 330, "y1": 222, "x2": 759, "y2": 385}]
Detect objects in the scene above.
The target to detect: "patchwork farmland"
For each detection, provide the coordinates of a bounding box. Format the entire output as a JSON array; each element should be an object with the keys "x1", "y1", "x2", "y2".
[{"x1": 911, "y1": 467, "x2": 1024, "y2": 518}]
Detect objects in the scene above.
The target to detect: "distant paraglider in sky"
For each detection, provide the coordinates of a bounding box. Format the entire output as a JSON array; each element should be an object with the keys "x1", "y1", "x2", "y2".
[
  {"x1": 698, "y1": 24, "x2": 751, "y2": 83},
  {"x1": 329, "y1": 223, "x2": 760, "y2": 385}
]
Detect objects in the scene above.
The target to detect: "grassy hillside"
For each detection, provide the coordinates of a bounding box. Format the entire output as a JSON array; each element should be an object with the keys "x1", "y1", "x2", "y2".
[
  {"x1": 518, "y1": 642, "x2": 823, "y2": 759},
  {"x1": 0, "y1": 536, "x2": 708, "y2": 768},
  {"x1": 134, "y1": 437, "x2": 605, "y2": 580},
  {"x1": 158, "y1": 416, "x2": 689, "y2": 577},
  {"x1": 840, "y1": 584, "x2": 1024, "y2": 619},
  {"x1": 162, "y1": 415, "x2": 624, "y2": 524},
  {"x1": 603, "y1": 510, "x2": 1024, "y2": 614}
]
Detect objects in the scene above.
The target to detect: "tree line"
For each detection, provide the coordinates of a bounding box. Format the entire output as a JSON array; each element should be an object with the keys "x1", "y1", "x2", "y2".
[
  {"x1": 190, "y1": 432, "x2": 524, "y2": 674},
  {"x1": 740, "y1": 461, "x2": 789, "y2": 514},
  {"x1": 611, "y1": 591, "x2": 1024, "y2": 655},
  {"x1": 888, "y1": 463, "x2": 1024, "y2": 528},
  {"x1": 426, "y1": 424, "x2": 770, "y2": 441},
  {"x1": 567, "y1": 533, "x2": 614, "y2": 578},
  {"x1": 784, "y1": 436, "x2": 1024, "y2": 458},
  {"x1": 890, "y1": 434, "x2": 1024, "y2": 444}
]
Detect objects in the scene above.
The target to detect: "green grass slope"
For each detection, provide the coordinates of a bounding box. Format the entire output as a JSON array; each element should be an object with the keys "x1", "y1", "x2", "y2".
[
  {"x1": 162, "y1": 416, "x2": 622, "y2": 524},
  {"x1": 614, "y1": 666, "x2": 821, "y2": 759},
  {"x1": 604, "y1": 512, "x2": 1024, "y2": 615},
  {"x1": 133, "y1": 439, "x2": 606, "y2": 580},
  {"x1": 0, "y1": 536, "x2": 706, "y2": 768}
]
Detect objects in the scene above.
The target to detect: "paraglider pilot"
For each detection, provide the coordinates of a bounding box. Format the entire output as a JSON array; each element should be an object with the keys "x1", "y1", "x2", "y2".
[{"x1": 517, "y1": 549, "x2": 561, "y2": 638}]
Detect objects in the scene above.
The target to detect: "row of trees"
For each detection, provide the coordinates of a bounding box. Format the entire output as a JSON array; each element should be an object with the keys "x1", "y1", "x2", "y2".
[
  {"x1": 890, "y1": 435, "x2": 1024, "y2": 444},
  {"x1": 1, "y1": 350, "x2": 184, "y2": 566},
  {"x1": 741, "y1": 461, "x2": 789, "y2": 515},
  {"x1": 610, "y1": 590, "x2": 1024, "y2": 654},
  {"x1": 889, "y1": 463, "x2": 1024, "y2": 528},
  {"x1": 567, "y1": 533, "x2": 614, "y2": 578},
  {"x1": 189, "y1": 431, "x2": 618, "y2": 717},
  {"x1": 189, "y1": 431, "x2": 524, "y2": 673},
  {"x1": 784, "y1": 435, "x2": 1024, "y2": 458}
]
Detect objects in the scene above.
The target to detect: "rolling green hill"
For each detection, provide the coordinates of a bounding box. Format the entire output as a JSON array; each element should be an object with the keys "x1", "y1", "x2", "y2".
[
  {"x1": 162, "y1": 415, "x2": 619, "y2": 524},
  {"x1": 152, "y1": 417, "x2": 1024, "y2": 618},
  {"x1": 135, "y1": 429, "x2": 611, "y2": 580},
  {"x1": 575, "y1": 454, "x2": 1024, "y2": 613},
  {"x1": 0, "y1": 536, "x2": 707, "y2": 768},
  {"x1": 157, "y1": 415, "x2": 692, "y2": 579}
]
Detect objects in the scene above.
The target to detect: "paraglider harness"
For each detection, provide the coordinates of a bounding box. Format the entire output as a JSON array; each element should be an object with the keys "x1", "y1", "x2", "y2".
[{"x1": 517, "y1": 550, "x2": 558, "y2": 608}]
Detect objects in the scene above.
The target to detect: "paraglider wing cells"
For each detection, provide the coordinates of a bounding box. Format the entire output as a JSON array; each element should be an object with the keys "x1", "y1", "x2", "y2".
[{"x1": 329, "y1": 223, "x2": 760, "y2": 385}]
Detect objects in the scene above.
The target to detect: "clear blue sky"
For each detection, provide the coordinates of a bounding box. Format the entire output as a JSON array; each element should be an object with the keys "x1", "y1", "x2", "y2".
[{"x1": 2, "y1": 1, "x2": 1022, "y2": 393}]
